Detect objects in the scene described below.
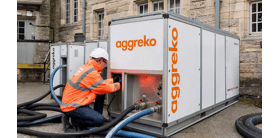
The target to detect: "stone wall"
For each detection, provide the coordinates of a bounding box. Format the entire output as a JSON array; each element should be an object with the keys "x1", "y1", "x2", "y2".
[{"x1": 55, "y1": 0, "x2": 262, "y2": 95}]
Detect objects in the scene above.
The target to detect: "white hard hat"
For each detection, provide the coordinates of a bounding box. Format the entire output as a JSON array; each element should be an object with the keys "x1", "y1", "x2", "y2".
[{"x1": 89, "y1": 48, "x2": 109, "y2": 62}]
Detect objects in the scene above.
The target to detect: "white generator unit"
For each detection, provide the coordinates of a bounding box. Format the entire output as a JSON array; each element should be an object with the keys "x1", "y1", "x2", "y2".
[
  {"x1": 50, "y1": 40, "x2": 108, "y2": 96},
  {"x1": 107, "y1": 11, "x2": 240, "y2": 136}
]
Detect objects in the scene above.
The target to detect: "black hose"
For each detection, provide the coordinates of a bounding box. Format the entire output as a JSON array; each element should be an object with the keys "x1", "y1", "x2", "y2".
[
  {"x1": 235, "y1": 113, "x2": 262, "y2": 138},
  {"x1": 245, "y1": 115, "x2": 262, "y2": 135},
  {"x1": 25, "y1": 103, "x2": 60, "y2": 109},
  {"x1": 17, "y1": 84, "x2": 65, "y2": 109},
  {"x1": 17, "y1": 109, "x2": 47, "y2": 122},
  {"x1": 18, "y1": 114, "x2": 63, "y2": 127},
  {"x1": 18, "y1": 105, "x2": 136, "y2": 137}
]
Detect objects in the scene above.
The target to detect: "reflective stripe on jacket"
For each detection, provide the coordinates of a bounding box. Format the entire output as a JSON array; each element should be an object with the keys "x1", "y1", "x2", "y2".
[{"x1": 60, "y1": 60, "x2": 120, "y2": 112}]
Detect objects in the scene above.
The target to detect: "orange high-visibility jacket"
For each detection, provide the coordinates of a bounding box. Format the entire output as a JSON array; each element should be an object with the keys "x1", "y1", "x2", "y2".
[{"x1": 60, "y1": 60, "x2": 120, "y2": 112}]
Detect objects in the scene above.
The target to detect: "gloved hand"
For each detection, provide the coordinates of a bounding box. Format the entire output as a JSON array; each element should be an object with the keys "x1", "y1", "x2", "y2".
[{"x1": 119, "y1": 75, "x2": 122, "y2": 83}]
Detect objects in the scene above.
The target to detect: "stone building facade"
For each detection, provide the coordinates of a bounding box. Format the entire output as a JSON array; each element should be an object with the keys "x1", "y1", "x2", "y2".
[
  {"x1": 17, "y1": 0, "x2": 262, "y2": 95},
  {"x1": 17, "y1": 0, "x2": 60, "y2": 81},
  {"x1": 55, "y1": 0, "x2": 262, "y2": 96}
]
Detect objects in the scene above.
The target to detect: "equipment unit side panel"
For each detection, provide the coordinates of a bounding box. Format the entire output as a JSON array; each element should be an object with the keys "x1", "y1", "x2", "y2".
[
  {"x1": 226, "y1": 37, "x2": 240, "y2": 99},
  {"x1": 68, "y1": 45, "x2": 85, "y2": 80},
  {"x1": 110, "y1": 19, "x2": 163, "y2": 70},
  {"x1": 99, "y1": 41, "x2": 108, "y2": 51},
  {"x1": 202, "y1": 30, "x2": 215, "y2": 109},
  {"x1": 84, "y1": 42, "x2": 98, "y2": 64},
  {"x1": 60, "y1": 44, "x2": 67, "y2": 57},
  {"x1": 216, "y1": 34, "x2": 226, "y2": 103},
  {"x1": 50, "y1": 46, "x2": 61, "y2": 96},
  {"x1": 167, "y1": 19, "x2": 201, "y2": 123}
]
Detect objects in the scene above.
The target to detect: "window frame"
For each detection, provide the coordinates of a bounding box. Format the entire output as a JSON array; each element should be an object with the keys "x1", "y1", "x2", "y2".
[
  {"x1": 17, "y1": 20, "x2": 25, "y2": 40},
  {"x1": 138, "y1": 3, "x2": 148, "y2": 15},
  {"x1": 97, "y1": 12, "x2": 104, "y2": 39},
  {"x1": 153, "y1": 1, "x2": 164, "y2": 12},
  {"x1": 73, "y1": 0, "x2": 78, "y2": 23},
  {"x1": 250, "y1": 1, "x2": 262, "y2": 33},
  {"x1": 168, "y1": 0, "x2": 181, "y2": 14},
  {"x1": 65, "y1": 0, "x2": 70, "y2": 24}
]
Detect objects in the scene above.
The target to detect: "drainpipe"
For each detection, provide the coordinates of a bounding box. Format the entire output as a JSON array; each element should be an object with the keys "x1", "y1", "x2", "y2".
[
  {"x1": 83, "y1": 0, "x2": 86, "y2": 36},
  {"x1": 215, "y1": 0, "x2": 220, "y2": 29}
]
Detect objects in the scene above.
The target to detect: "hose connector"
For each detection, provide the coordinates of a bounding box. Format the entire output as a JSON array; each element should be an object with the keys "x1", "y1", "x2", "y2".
[
  {"x1": 150, "y1": 105, "x2": 162, "y2": 113},
  {"x1": 134, "y1": 102, "x2": 147, "y2": 110}
]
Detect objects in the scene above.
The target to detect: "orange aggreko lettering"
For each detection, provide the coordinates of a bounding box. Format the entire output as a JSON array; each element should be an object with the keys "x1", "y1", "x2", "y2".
[
  {"x1": 128, "y1": 40, "x2": 134, "y2": 51},
  {"x1": 171, "y1": 100, "x2": 178, "y2": 113},
  {"x1": 169, "y1": 27, "x2": 180, "y2": 114},
  {"x1": 116, "y1": 41, "x2": 121, "y2": 48}
]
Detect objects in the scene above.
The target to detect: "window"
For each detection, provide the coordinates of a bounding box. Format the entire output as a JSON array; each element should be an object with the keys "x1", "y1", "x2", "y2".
[
  {"x1": 66, "y1": 0, "x2": 70, "y2": 24},
  {"x1": 169, "y1": 0, "x2": 180, "y2": 14},
  {"x1": 153, "y1": 1, "x2": 164, "y2": 12},
  {"x1": 139, "y1": 3, "x2": 148, "y2": 15},
  {"x1": 250, "y1": 1, "x2": 262, "y2": 33},
  {"x1": 17, "y1": 21, "x2": 25, "y2": 40},
  {"x1": 98, "y1": 13, "x2": 104, "y2": 39},
  {"x1": 73, "y1": 0, "x2": 78, "y2": 22}
]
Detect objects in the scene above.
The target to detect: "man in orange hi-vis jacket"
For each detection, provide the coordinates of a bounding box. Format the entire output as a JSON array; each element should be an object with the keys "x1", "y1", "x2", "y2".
[{"x1": 60, "y1": 48, "x2": 120, "y2": 132}]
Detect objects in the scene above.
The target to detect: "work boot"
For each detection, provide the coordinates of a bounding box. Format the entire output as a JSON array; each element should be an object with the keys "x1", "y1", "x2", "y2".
[{"x1": 61, "y1": 114, "x2": 76, "y2": 133}]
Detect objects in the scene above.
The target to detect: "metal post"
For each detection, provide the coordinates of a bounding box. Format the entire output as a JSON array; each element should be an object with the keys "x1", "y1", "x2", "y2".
[{"x1": 215, "y1": 0, "x2": 220, "y2": 29}]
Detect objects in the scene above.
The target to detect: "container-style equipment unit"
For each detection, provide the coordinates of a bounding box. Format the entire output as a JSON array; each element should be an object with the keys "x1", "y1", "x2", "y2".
[
  {"x1": 50, "y1": 43, "x2": 85, "y2": 96},
  {"x1": 50, "y1": 40, "x2": 108, "y2": 96},
  {"x1": 107, "y1": 11, "x2": 240, "y2": 136}
]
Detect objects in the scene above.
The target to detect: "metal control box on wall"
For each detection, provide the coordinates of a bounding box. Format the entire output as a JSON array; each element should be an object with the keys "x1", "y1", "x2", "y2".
[{"x1": 108, "y1": 11, "x2": 240, "y2": 136}]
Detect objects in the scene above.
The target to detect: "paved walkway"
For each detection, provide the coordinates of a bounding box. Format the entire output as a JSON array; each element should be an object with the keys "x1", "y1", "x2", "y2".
[{"x1": 17, "y1": 82, "x2": 262, "y2": 138}]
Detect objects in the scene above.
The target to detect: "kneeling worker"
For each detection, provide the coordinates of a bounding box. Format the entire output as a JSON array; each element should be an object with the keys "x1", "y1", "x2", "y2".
[{"x1": 60, "y1": 48, "x2": 120, "y2": 132}]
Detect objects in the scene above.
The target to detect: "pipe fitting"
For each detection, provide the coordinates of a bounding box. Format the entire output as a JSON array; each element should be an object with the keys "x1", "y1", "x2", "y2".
[
  {"x1": 150, "y1": 105, "x2": 162, "y2": 113},
  {"x1": 134, "y1": 102, "x2": 147, "y2": 110}
]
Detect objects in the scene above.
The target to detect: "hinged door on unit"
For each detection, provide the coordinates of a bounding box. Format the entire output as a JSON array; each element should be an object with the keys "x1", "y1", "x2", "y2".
[
  {"x1": 226, "y1": 37, "x2": 240, "y2": 99},
  {"x1": 50, "y1": 45, "x2": 61, "y2": 96},
  {"x1": 84, "y1": 41, "x2": 98, "y2": 63},
  {"x1": 167, "y1": 19, "x2": 201, "y2": 123},
  {"x1": 67, "y1": 45, "x2": 85, "y2": 80}
]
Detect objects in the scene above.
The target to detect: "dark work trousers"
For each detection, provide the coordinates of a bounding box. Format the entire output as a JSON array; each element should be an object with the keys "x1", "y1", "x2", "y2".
[
  {"x1": 94, "y1": 94, "x2": 105, "y2": 115},
  {"x1": 66, "y1": 95, "x2": 106, "y2": 128}
]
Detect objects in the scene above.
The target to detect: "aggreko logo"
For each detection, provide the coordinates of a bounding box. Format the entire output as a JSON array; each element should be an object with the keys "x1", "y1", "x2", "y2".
[
  {"x1": 116, "y1": 35, "x2": 157, "y2": 51},
  {"x1": 170, "y1": 28, "x2": 180, "y2": 114}
]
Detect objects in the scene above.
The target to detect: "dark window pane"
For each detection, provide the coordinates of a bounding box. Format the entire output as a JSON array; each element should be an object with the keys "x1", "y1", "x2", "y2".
[
  {"x1": 74, "y1": 2, "x2": 77, "y2": 8},
  {"x1": 101, "y1": 14, "x2": 104, "y2": 20},
  {"x1": 258, "y1": 3, "x2": 262, "y2": 11},
  {"x1": 154, "y1": 3, "x2": 158, "y2": 11},
  {"x1": 252, "y1": 4, "x2": 256, "y2": 12},
  {"x1": 170, "y1": 0, "x2": 174, "y2": 8},
  {"x1": 176, "y1": 0, "x2": 180, "y2": 7},
  {"x1": 140, "y1": 5, "x2": 143, "y2": 14},
  {"x1": 17, "y1": 28, "x2": 18, "y2": 33},
  {"x1": 170, "y1": 9, "x2": 174, "y2": 13},
  {"x1": 98, "y1": 30, "x2": 101, "y2": 36},
  {"x1": 144, "y1": 5, "x2": 148, "y2": 13},
  {"x1": 176, "y1": 8, "x2": 180, "y2": 14},
  {"x1": 99, "y1": 14, "x2": 102, "y2": 21},
  {"x1": 252, "y1": 23, "x2": 256, "y2": 32},
  {"x1": 19, "y1": 22, "x2": 25, "y2": 27},
  {"x1": 74, "y1": 9, "x2": 77, "y2": 15},
  {"x1": 258, "y1": 13, "x2": 262, "y2": 22},
  {"x1": 19, "y1": 35, "x2": 24, "y2": 39},
  {"x1": 74, "y1": 16, "x2": 77, "y2": 22},
  {"x1": 98, "y1": 22, "x2": 101, "y2": 28},
  {"x1": 252, "y1": 13, "x2": 256, "y2": 22},
  {"x1": 19, "y1": 28, "x2": 24, "y2": 33},
  {"x1": 17, "y1": 21, "x2": 18, "y2": 27},
  {"x1": 258, "y1": 23, "x2": 262, "y2": 32},
  {"x1": 159, "y1": 2, "x2": 163, "y2": 10}
]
